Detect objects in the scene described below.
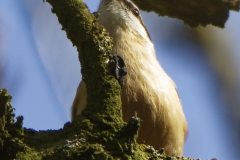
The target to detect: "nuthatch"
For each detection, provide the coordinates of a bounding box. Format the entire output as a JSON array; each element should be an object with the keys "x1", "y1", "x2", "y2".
[{"x1": 71, "y1": 0, "x2": 188, "y2": 156}]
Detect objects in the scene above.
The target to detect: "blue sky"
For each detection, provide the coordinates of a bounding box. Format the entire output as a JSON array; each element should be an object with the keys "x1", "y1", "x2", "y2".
[{"x1": 0, "y1": 0, "x2": 240, "y2": 159}]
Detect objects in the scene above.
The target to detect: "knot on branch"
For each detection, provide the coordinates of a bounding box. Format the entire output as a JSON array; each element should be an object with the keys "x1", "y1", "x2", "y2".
[{"x1": 92, "y1": 22, "x2": 113, "y2": 56}]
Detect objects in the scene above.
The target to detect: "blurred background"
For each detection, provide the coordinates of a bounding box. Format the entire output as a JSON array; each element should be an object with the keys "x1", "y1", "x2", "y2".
[{"x1": 0, "y1": 0, "x2": 240, "y2": 159}]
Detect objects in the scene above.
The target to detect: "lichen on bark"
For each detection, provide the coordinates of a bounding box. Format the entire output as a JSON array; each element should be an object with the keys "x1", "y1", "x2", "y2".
[
  {"x1": 47, "y1": 0, "x2": 125, "y2": 132},
  {"x1": 0, "y1": 0, "x2": 204, "y2": 159},
  {"x1": 0, "y1": 89, "x2": 195, "y2": 159}
]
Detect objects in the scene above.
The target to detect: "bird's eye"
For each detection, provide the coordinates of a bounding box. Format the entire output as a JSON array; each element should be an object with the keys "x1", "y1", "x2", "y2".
[{"x1": 132, "y1": 8, "x2": 139, "y2": 16}]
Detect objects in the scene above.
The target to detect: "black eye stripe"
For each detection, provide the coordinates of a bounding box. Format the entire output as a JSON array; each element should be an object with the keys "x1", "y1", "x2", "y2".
[
  {"x1": 122, "y1": 0, "x2": 151, "y2": 40},
  {"x1": 132, "y1": 8, "x2": 139, "y2": 16},
  {"x1": 124, "y1": 0, "x2": 139, "y2": 13},
  {"x1": 123, "y1": 0, "x2": 140, "y2": 16}
]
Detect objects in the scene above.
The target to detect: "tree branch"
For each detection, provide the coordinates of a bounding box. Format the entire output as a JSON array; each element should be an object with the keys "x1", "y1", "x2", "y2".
[{"x1": 132, "y1": 0, "x2": 240, "y2": 27}]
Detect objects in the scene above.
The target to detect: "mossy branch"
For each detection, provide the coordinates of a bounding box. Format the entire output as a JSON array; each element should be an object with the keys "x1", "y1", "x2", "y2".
[
  {"x1": 47, "y1": 0, "x2": 124, "y2": 130},
  {"x1": 0, "y1": 0, "x2": 203, "y2": 159},
  {"x1": 133, "y1": 0, "x2": 239, "y2": 28}
]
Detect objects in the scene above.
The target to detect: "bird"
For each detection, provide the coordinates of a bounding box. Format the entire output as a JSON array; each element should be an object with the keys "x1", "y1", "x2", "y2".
[{"x1": 71, "y1": 0, "x2": 188, "y2": 156}]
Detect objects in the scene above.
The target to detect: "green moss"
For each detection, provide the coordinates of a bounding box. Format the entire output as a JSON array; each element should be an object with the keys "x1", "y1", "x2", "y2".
[
  {"x1": 0, "y1": 89, "x2": 25, "y2": 159},
  {"x1": 0, "y1": 0, "x2": 202, "y2": 159},
  {"x1": 132, "y1": 0, "x2": 239, "y2": 28},
  {"x1": 0, "y1": 88, "x2": 196, "y2": 159}
]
